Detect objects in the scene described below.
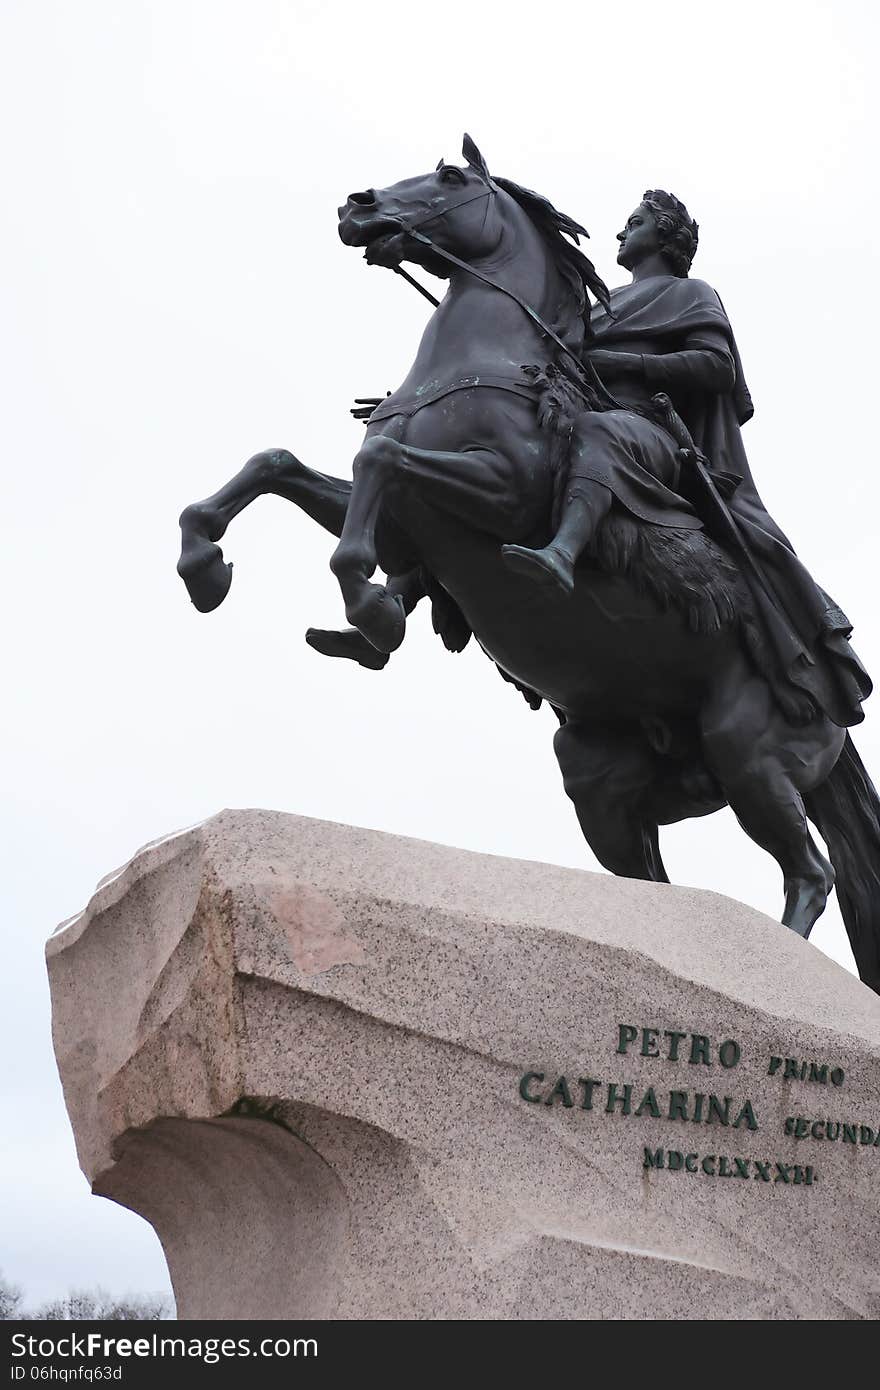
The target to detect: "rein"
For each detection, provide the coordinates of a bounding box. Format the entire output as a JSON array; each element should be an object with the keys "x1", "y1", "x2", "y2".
[
  {"x1": 388, "y1": 185, "x2": 499, "y2": 309},
  {"x1": 383, "y1": 182, "x2": 623, "y2": 412}
]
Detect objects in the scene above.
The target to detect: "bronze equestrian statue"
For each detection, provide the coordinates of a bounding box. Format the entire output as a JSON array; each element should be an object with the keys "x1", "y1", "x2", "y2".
[{"x1": 178, "y1": 136, "x2": 880, "y2": 994}]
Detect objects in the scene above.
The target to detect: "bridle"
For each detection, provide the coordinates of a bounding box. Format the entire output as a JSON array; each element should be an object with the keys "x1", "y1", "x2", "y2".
[{"x1": 377, "y1": 180, "x2": 622, "y2": 411}]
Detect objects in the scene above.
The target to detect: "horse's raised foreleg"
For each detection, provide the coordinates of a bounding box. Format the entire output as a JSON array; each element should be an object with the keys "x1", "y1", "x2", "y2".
[
  {"x1": 386, "y1": 437, "x2": 529, "y2": 536},
  {"x1": 328, "y1": 434, "x2": 411, "y2": 652},
  {"x1": 329, "y1": 429, "x2": 528, "y2": 651},
  {"x1": 700, "y1": 656, "x2": 844, "y2": 937},
  {"x1": 553, "y1": 720, "x2": 670, "y2": 882},
  {"x1": 179, "y1": 449, "x2": 351, "y2": 612},
  {"x1": 305, "y1": 570, "x2": 428, "y2": 670}
]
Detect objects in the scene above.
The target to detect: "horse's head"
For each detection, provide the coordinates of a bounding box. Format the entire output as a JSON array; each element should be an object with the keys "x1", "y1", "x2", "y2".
[
  {"x1": 339, "y1": 135, "x2": 611, "y2": 338},
  {"x1": 338, "y1": 135, "x2": 502, "y2": 276}
]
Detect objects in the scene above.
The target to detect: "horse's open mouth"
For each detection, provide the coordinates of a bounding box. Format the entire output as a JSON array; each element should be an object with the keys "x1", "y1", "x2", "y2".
[{"x1": 338, "y1": 215, "x2": 406, "y2": 249}]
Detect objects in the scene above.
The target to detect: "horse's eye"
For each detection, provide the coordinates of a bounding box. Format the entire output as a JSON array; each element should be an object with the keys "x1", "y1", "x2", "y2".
[{"x1": 439, "y1": 166, "x2": 465, "y2": 185}]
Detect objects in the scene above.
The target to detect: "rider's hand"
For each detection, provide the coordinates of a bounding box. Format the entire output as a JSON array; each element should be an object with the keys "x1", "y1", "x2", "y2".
[{"x1": 350, "y1": 394, "x2": 391, "y2": 422}]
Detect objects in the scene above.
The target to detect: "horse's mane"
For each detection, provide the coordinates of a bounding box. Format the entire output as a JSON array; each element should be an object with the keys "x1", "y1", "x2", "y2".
[{"x1": 493, "y1": 176, "x2": 611, "y2": 339}]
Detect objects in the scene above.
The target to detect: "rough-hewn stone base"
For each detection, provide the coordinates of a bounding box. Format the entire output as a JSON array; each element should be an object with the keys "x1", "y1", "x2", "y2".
[{"x1": 47, "y1": 810, "x2": 880, "y2": 1319}]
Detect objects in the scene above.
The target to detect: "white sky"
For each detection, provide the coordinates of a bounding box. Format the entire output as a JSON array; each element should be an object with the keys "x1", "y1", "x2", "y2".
[{"x1": 1, "y1": 0, "x2": 878, "y2": 1306}]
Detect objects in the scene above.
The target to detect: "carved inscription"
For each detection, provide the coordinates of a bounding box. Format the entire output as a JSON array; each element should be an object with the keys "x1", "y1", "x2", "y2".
[{"x1": 518, "y1": 1020, "x2": 876, "y2": 1190}]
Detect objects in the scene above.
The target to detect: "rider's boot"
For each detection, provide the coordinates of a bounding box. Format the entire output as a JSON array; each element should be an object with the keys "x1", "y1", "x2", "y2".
[{"x1": 502, "y1": 483, "x2": 612, "y2": 597}]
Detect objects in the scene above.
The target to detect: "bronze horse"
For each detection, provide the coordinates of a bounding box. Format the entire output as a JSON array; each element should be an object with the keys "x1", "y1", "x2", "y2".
[{"x1": 178, "y1": 137, "x2": 880, "y2": 993}]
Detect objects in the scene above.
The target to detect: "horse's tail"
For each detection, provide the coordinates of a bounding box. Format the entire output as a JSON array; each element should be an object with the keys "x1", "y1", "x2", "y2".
[{"x1": 804, "y1": 733, "x2": 880, "y2": 994}]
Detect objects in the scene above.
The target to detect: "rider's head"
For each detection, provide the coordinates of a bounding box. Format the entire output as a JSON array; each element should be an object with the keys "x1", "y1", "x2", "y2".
[
  {"x1": 616, "y1": 192, "x2": 698, "y2": 277},
  {"x1": 645, "y1": 191, "x2": 699, "y2": 276}
]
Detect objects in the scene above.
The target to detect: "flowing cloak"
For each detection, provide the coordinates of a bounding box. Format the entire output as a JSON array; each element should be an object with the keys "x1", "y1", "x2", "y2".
[{"x1": 585, "y1": 275, "x2": 871, "y2": 728}]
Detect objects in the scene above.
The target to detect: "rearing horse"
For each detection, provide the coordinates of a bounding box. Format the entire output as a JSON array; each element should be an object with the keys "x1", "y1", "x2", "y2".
[{"x1": 178, "y1": 136, "x2": 880, "y2": 994}]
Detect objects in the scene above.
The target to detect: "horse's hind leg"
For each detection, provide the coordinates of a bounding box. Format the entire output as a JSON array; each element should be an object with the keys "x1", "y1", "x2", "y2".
[
  {"x1": 554, "y1": 720, "x2": 670, "y2": 882},
  {"x1": 700, "y1": 655, "x2": 844, "y2": 937},
  {"x1": 179, "y1": 449, "x2": 351, "y2": 612}
]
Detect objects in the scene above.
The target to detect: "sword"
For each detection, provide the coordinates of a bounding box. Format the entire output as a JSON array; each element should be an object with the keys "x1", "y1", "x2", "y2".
[{"x1": 651, "y1": 393, "x2": 806, "y2": 659}]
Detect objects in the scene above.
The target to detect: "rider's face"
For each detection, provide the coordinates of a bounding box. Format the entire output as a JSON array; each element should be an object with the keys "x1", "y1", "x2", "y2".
[{"x1": 616, "y1": 204, "x2": 661, "y2": 270}]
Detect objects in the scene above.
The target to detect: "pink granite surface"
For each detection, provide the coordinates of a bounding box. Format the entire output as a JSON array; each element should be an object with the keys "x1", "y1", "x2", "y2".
[{"x1": 47, "y1": 810, "x2": 880, "y2": 1319}]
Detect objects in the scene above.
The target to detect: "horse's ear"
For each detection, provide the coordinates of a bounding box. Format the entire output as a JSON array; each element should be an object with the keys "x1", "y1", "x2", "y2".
[{"x1": 462, "y1": 133, "x2": 490, "y2": 182}]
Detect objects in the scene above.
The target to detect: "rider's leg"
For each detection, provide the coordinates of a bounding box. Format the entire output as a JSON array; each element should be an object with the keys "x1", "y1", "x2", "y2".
[
  {"x1": 306, "y1": 570, "x2": 426, "y2": 670},
  {"x1": 554, "y1": 720, "x2": 670, "y2": 881},
  {"x1": 501, "y1": 479, "x2": 612, "y2": 596},
  {"x1": 700, "y1": 652, "x2": 843, "y2": 937},
  {"x1": 501, "y1": 407, "x2": 624, "y2": 595},
  {"x1": 501, "y1": 406, "x2": 698, "y2": 597}
]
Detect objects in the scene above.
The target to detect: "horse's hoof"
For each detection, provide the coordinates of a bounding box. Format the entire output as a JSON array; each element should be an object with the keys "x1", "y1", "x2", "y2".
[
  {"x1": 305, "y1": 626, "x2": 390, "y2": 670},
  {"x1": 501, "y1": 544, "x2": 575, "y2": 597},
  {"x1": 345, "y1": 588, "x2": 406, "y2": 653},
  {"x1": 784, "y1": 915, "x2": 813, "y2": 940},
  {"x1": 177, "y1": 541, "x2": 234, "y2": 613},
  {"x1": 782, "y1": 870, "x2": 832, "y2": 940}
]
